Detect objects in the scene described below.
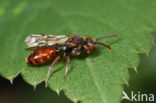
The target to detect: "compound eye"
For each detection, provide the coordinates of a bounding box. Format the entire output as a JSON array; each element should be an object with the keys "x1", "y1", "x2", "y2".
[
  {"x1": 68, "y1": 38, "x2": 73, "y2": 42},
  {"x1": 86, "y1": 38, "x2": 93, "y2": 43}
]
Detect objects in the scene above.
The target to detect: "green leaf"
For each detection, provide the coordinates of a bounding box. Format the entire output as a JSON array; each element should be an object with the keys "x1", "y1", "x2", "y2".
[{"x1": 0, "y1": 0, "x2": 155, "y2": 103}]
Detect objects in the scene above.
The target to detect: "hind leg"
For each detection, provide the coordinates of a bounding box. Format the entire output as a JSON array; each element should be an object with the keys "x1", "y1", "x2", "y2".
[
  {"x1": 64, "y1": 56, "x2": 71, "y2": 80},
  {"x1": 45, "y1": 56, "x2": 61, "y2": 88}
]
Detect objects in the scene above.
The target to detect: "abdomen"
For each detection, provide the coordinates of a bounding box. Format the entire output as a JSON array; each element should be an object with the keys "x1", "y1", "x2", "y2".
[{"x1": 26, "y1": 48, "x2": 58, "y2": 66}]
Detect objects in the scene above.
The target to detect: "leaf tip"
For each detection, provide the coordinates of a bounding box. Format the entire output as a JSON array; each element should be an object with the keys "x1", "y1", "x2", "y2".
[
  {"x1": 134, "y1": 67, "x2": 138, "y2": 73},
  {"x1": 8, "y1": 76, "x2": 15, "y2": 85},
  {"x1": 145, "y1": 52, "x2": 149, "y2": 57},
  {"x1": 33, "y1": 84, "x2": 37, "y2": 90},
  {"x1": 56, "y1": 89, "x2": 60, "y2": 95},
  {"x1": 124, "y1": 81, "x2": 129, "y2": 87},
  {"x1": 9, "y1": 79, "x2": 14, "y2": 85}
]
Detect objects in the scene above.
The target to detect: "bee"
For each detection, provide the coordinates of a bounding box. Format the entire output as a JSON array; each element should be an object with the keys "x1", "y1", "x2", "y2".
[{"x1": 25, "y1": 34, "x2": 117, "y2": 87}]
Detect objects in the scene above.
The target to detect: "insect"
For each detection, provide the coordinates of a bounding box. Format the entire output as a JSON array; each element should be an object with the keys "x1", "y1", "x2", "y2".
[{"x1": 25, "y1": 34, "x2": 117, "y2": 87}]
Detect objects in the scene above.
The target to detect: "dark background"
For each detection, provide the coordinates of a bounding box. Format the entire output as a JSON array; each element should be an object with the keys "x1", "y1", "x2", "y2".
[{"x1": 122, "y1": 34, "x2": 156, "y2": 103}]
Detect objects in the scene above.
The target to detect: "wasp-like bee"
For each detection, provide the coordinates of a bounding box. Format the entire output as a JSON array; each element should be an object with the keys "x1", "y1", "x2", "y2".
[{"x1": 25, "y1": 34, "x2": 117, "y2": 87}]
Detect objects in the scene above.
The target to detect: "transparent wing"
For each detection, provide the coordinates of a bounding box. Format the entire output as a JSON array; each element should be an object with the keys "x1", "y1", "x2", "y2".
[
  {"x1": 25, "y1": 34, "x2": 68, "y2": 47},
  {"x1": 25, "y1": 45, "x2": 66, "y2": 51}
]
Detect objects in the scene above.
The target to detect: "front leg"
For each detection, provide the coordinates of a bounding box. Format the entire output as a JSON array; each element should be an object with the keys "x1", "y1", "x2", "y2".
[
  {"x1": 83, "y1": 45, "x2": 94, "y2": 62},
  {"x1": 89, "y1": 55, "x2": 94, "y2": 62},
  {"x1": 83, "y1": 45, "x2": 90, "y2": 54}
]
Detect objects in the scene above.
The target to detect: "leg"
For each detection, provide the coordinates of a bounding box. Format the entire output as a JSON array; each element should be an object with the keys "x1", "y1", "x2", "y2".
[
  {"x1": 96, "y1": 34, "x2": 117, "y2": 41},
  {"x1": 45, "y1": 56, "x2": 61, "y2": 88},
  {"x1": 83, "y1": 45, "x2": 94, "y2": 62},
  {"x1": 83, "y1": 45, "x2": 90, "y2": 54},
  {"x1": 64, "y1": 56, "x2": 71, "y2": 80},
  {"x1": 89, "y1": 55, "x2": 94, "y2": 62}
]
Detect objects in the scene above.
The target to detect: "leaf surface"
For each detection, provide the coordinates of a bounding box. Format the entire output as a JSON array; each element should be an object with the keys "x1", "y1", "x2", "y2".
[{"x1": 0, "y1": 0, "x2": 155, "y2": 103}]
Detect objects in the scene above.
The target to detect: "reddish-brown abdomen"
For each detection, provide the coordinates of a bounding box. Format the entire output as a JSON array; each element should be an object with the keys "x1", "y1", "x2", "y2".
[{"x1": 26, "y1": 48, "x2": 57, "y2": 66}]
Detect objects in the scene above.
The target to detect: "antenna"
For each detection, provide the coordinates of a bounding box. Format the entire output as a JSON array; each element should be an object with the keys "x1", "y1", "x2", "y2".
[{"x1": 96, "y1": 34, "x2": 117, "y2": 41}]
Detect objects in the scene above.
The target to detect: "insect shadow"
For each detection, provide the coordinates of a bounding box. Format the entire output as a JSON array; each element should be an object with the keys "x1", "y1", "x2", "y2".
[
  {"x1": 67, "y1": 38, "x2": 119, "y2": 75},
  {"x1": 66, "y1": 47, "x2": 107, "y2": 75},
  {"x1": 40, "y1": 42, "x2": 118, "y2": 78}
]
